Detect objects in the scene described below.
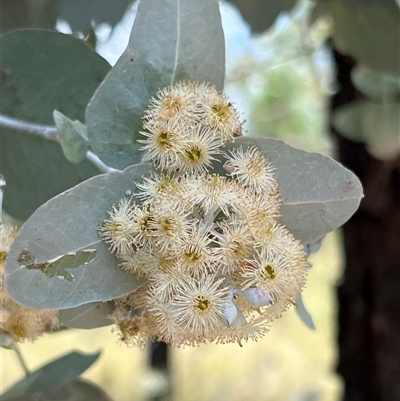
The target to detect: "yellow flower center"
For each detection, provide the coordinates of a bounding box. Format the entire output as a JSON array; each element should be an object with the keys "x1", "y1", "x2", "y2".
[
  {"x1": 195, "y1": 297, "x2": 209, "y2": 312},
  {"x1": 11, "y1": 325, "x2": 27, "y2": 338},
  {"x1": 264, "y1": 264, "x2": 276, "y2": 280},
  {"x1": 212, "y1": 103, "x2": 231, "y2": 118},
  {"x1": 159, "y1": 218, "x2": 172, "y2": 231},
  {"x1": 233, "y1": 241, "x2": 249, "y2": 257},
  {"x1": 185, "y1": 251, "x2": 200, "y2": 263},
  {"x1": 104, "y1": 223, "x2": 120, "y2": 231},
  {"x1": 186, "y1": 147, "x2": 202, "y2": 163},
  {"x1": 0, "y1": 251, "x2": 7, "y2": 262},
  {"x1": 157, "y1": 132, "x2": 173, "y2": 148}
]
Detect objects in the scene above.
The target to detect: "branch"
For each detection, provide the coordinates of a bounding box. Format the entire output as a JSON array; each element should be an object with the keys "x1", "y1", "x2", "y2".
[{"x1": 0, "y1": 115, "x2": 117, "y2": 174}]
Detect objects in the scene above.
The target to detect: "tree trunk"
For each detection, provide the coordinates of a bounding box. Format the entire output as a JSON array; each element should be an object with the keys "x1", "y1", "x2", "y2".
[{"x1": 332, "y1": 49, "x2": 400, "y2": 401}]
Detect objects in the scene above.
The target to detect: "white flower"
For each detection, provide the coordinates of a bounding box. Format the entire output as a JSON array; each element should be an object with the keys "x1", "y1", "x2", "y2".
[
  {"x1": 239, "y1": 245, "x2": 306, "y2": 300},
  {"x1": 184, "y1": 174, "x2": 238, "y2": 218},
  {"x1": 176, "y1": 126, "x2": 221, "y2": 174},
  {"x1": 214, "y1": 314, "x2": 269, "y2": 345},
  {"x1": 135, "y1": 172, "x2": 181, "y2": 201},
  {"x1": 177, "y1": 223, "x2": 215, "y2": 277},
  {"x1": 200, "y1": 87, "x2": 240, "y2": 143},
  {"x1": 139, "y1": 120, "x2": 187, "y2": 170},
  {"x1": 224, "y1": 146, "x2": 278, "y2": 194},
  {"x1": 213, "y1": 217, "x2": 255, "y2": 274},
  {"x1": 170, "y1": 275, "x2": 230, "y2": 340},
  {"x1": 143, "y1": 82, "x2": 198, "y2": 125},
  {"x1": 99, "y1": 198, "x2": 137, "y2": 255}
]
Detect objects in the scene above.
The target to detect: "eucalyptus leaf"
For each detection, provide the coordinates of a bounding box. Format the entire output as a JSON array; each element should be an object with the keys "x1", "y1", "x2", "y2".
[
  {"x1": 4, "y1": 379, "x2": 113, "y2": 401},
  {"x1": 58, "y1": 0, "x2": 132, "y2": 32},
  {"x1": 5, "y1": 164, "x2": 151, "y2": 310},
  {"x1": 2, "y1": 351, "x2": 100, "y2": 400},
  {"x1": 313, "y1": 0, "x2": 400, "y2": 72},
  {"x1": 221, "y1": 137, "x2": 363, "y2": 244},
  {"x1": 362, "y1": 103, "x2": 400, "y2": 161},
  {"x1": 352, "y1": 65, "x2": 400, "y2": 102},
  {"x1": 53, "y1": 111, "x2": 89, "y2": 164},
  {"x1": 0, "y1": 30, "x2": 110, "y2": 220},
  {"x1": 59, "y1": 302, "x2": 115, "y2": 329},
  {"x1": 332, "y1": 100, "x2": 367, "y2": 142},
  {"x1": 20, "y1": 249, "x2": 97, "y2": 282},
  {"x1": 295, "y1": 294, "x2": 316, "y2": 331},
  {"x1": 86, "y1": 0, "x2": 226, "y2": 169},
  {"x1": 334, "y1": 101, "x2": 400, "y2": 161},
  {"x1": 303, "y1": 237, "x2": 324, "y2": 259},
  {"x1": 0, "y1": 332, "x2": 14, "y2": 349},
  {"x1": 227, "y1": 0, "x2": 296, "y2": 33}
]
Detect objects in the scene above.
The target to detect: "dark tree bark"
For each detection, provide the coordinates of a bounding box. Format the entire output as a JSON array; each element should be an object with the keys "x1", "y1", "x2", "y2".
[
  {"x1": 331, "y1": 49, "x2": 400, "y2": 401},
  {"x1": 147, "y1": 341, "x2": 172, "y2": 401}
]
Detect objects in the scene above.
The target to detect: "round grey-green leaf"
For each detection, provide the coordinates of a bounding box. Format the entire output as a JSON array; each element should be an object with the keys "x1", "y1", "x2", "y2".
[
  {"x1": 222, "y1": 137, "x2": 363, "y2": 244},
  {"x1": 0, "y1": 30, "x2": 110, "y2": 220},
  {"x1": 5, "y1": 163, "x2": 152, "y2": 310},
  {"x1": 86, "y1": 0, "x2": 226, "y2": 169}
]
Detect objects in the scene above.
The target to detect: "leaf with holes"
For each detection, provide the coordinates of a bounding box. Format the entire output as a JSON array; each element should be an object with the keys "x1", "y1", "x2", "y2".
[{"x1": 5, "y1": 164, "x2": 151, "y2": 310}]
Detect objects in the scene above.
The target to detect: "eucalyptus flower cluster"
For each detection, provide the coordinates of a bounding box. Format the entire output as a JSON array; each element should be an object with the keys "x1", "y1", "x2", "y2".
[
  {"x1": 100, "y1": 82, "x2": 308, "y2": 347},
  {"x1": 0, "y1": 223, "x2": 59, "y2": 342}
]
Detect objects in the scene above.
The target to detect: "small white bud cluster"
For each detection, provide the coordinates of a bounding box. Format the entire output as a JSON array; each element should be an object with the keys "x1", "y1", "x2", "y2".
[{"x1": 100, "y1": 82, "x2": 308, "y2": 347}]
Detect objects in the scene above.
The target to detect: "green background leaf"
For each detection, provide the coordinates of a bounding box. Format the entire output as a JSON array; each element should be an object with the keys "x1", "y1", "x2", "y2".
[
  {"x1": 0, "y1": 0, "x2": 131, "y2": 34},
  {"x1": 362, "y1": 103, "x2": 400, "y2": 161},
  {"x1": 334, "y1": 101, "x2": 400, "y2": 161},
  {"x1": 352, "y1": 65, "x2": 400, "y2": 102},
  {"x1": 86, "y1": 0, "x2": 226, "y2": 169},
  {"x1": 221, "y1": 137, "x2": 363, "y2": 244},
  {"x1": 58, "y1": 0, "x2": 132, "y2": 32},
  {"x1": 227, "y1": 0, "x2": 297, "y2": 33},
  {"x1": 0, "y1": 30, "x2": 110, "y2": 220},
  {"x1": 4, "y1": 380, "x2": 113, "y2": 401},
  {"x1": 332, "y1": 101, "x2": 367, "y2": 142},
  {"x1": 313, "y1": 0, "x2": 400, "y2": 72},
  {"x1": 5, "y1": 164, "x2": 151, "y2": 310},
  {"x1": 2, "y1": 351, "x2": 100, "y2": 400}
]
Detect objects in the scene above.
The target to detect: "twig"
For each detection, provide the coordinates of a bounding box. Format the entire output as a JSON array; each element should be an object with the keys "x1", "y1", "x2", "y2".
[
  {"x1": 0, "y1": 114, "x2": 117, "y2": 174},
  {"x1": 0, "y1": 174, "x2": 5, "y2": 223}
]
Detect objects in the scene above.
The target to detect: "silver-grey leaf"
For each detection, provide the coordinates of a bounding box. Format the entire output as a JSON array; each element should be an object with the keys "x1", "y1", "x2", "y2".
[
  {"x1": 295, "y1": 294, "x2": 316, "y2": 331},
  {"x1": 59, "y1": 302, "x2": 115, "y2": 329},
  {"x1": 86, "y1": 0, "x2": 225, "y2": 169},
  {"x1": 5, "y1": 164, "x2": 152, "y2": 310},
  {"x1": 223, "y1": 137, "x2": 363, "y2": 244},
  {"x1": 53, "y1": 110, "x2": 89, "y2": 164}
]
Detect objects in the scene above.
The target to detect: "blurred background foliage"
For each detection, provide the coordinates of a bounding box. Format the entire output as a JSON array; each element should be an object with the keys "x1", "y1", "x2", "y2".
[{"x1": 1, "y1": 0, "x2": 354, "y2": 399}]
